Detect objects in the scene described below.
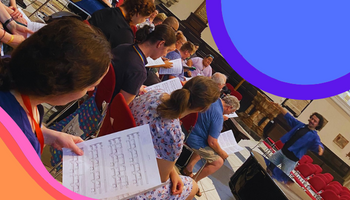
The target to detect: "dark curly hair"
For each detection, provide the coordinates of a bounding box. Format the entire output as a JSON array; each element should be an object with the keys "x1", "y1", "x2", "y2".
[
  {"x1": 121, "y1": 0, "x2": 155, "y2": 24},
  {"x1": 0, "y1": 17, "x2": 111, "y2": 97},
  {"x1": 310, "y1": 112, "x2": 325, "y2": 130}
]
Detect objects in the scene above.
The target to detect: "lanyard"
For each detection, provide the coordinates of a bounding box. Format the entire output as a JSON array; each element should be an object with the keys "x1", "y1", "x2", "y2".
[
  {"x1": 133, "y1": 45, "x2": 146, "y2": 65},
  {"x1": 21, "y1": 94, "x2": 44, "y2": 155},
  {"x1": 119, "y1": 7, "x2": 126, "y2": 18}
]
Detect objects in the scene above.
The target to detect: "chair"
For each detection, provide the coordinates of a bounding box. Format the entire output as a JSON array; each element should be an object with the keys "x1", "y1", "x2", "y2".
[
  {"x1": 320, "y1": 190, "x2": 340, "y2": 200},
  {"x1": 324, "y1": 173, "x2": 334, "y2": 184},
  {"x1": 98, "y1": 93, "x2": 136, "y2": 137},
  {"x1": 68, "y1": 0, "x2": 109, "y2": 17},
  {"x1": 88, "y1": 64, "x2": 116, "y2": 112},
  {"x1": 341, "y1": 187, "x2": 350, "y2": 196},
  {"x1": 296, "y1": 163, "x2": 316, "y2": 180},
  {"x1": 313, "y1": 164, "x2": 323, "y2": 174},
  {"x1": 329, "y1": 181, "x2": 342, "y2": 188},
  {"x1": 226, "y1": 83, "x2": 242, "y2": 101},
  {"x1": 325, "y1": 184, "x2": 342, "y2": 195},
  {"x1": 308, "y1": 175, "x2": 327, "y2": 192},
  {"x1": 299, "y1": 155, "x2": 313, "y2": 165},
  {"x1": 274, "y1": 140, "x2": 284, "y2": 150},
  {"x1": 180, "y1": 113, "x2": 198, "y2": 138}
]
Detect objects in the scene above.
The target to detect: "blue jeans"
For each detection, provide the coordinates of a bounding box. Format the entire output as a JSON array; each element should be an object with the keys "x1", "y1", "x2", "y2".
[{"x1": 268, "y1": 150, "x2": 297, "y2": 175}]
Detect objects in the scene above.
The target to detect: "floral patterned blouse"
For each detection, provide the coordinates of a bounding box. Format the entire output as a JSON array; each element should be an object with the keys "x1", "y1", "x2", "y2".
[{"x1": 129, "y1": 90, "x2": 184, "y2": 162}]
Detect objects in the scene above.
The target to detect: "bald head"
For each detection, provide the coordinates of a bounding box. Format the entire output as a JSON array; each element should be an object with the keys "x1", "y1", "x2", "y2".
[
  {"x1": 212, "y1": 72, "x2": 227, "y2": 90},
  {"x1": 163, "y1": 16, "x2": 179, "y2": 31}
]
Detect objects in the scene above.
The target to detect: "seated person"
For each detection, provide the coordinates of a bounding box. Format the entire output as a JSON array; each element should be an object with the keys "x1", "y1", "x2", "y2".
[
  {"x1": 187, "y1": 54, "x2": 214, "y2": 78},
  {"x1": 111, "y1": 24, "x2": 176, "y2": 104},
  {"x1": 89, "y1": 0, "x2": 155, "y2": 49},
  {"x1": 129, "y1": 76, "x2": 221, "y2": 199},
  {"x1": 163, "y1": 41, "x2": 196, "y2": 81},
  {"x1": 183, "y1": 95, "x2": 240, "y2": 188},
  {"x1": 0, "y1": 18, "x2": 111, "y2": 157}
]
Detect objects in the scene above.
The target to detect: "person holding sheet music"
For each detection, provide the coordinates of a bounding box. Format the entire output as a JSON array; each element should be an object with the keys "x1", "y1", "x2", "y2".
[
  {"x1": 187, "y1": 54, "x2": 214, "y2": 78},
  {"x1": 89, "y1": 0, "x2": 155, "y2": 49},
  {"x1": 0, "y1": 18, "x2": 111, "y2": 157},
  {"x1": 143, "y1": 31, "x2": 185, "y2": 86},
  {"x1": 163, "y1": 41, "x2": 196, "y2": 82},
  {"x1": 111, "y1": 24, "x2": 176, "y2": 104},
  {"x1": 183, "y1": 95, "x2": 240, "y2": 189},
  {"x1": 129, "y1": 76, "x2": 221, "y2": 199}
]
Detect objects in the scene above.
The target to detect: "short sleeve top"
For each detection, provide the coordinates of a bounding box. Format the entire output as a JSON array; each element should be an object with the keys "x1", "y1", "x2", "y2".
[
  {"x1": 190, "y1": 57, "x2": 212, "y2": 77},
  {"x1": 129, "y1": 90, "x2": 184, "y2": 161},
  {"x1": 111, "y1": 44, "x2": 148, "y2": 99}
]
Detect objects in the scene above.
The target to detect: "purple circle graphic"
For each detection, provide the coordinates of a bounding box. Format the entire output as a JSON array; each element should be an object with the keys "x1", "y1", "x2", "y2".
[{"x1": 207, "y1": 0, "x2": 350, "y2": 100}]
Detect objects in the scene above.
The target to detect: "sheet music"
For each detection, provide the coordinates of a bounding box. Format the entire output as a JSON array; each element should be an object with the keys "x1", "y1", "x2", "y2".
[
  {"x1": 146, "y1": 77, "x2": 182, "y2": 94},
  {"x1": 27, "y1": 22, "x2": 46, "y2": 36},
  {"x1": 159, "y1": 58, "x2": 182, "y2": 75},
  {"x1": 145, "y1": 57, "x2": 165, "y2": 67},
  {"x1": 224, "y1": 112, "x2": 238, "y2": 118},
  {"x1": 62, "y1": 124, "x2": 162, "y2": 199},
  {"x1": 18, "y1": 8, "x2": 46, "y2": 37},
  {"x1": 218, "y1": 130, "x2": 244, "y2": 154}
]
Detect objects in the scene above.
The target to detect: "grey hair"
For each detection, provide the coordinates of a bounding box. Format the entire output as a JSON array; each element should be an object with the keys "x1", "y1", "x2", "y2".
[
  {"x1": 212, "y1": 72, "x2": 227, "y2": 85},
  {"x1": 222, "y1": 95, "x2": 240, "y2": 110}
]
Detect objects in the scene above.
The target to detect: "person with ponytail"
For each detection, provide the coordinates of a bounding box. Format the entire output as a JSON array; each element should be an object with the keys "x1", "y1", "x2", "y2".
[
  {"x1": 89, "y1": 0, "x2": 155, "y2": 49},
  {"x1": 129, "y1": 76, "x2": 221, "y2": 199},
  {"x1": 111, "y1": 24, "x2": 176, "y2": 104},
  {"x1": 0, "y1": 18, "x2": 111, "y2": 157}
]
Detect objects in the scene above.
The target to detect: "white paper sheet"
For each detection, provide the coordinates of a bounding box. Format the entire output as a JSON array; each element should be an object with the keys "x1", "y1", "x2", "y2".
[
  {"x1": 146, "y1": 77, "x2": 182, "y2": 94},
  {"x1": 18, "y1": 8, "x2": 46, "y2": 38},
  {"x1": 218, "y1": 130, "x2": 244, "y2": 155},
  {"x1": 62, "y1": 124, "x2": 162, "y2": 199},
  {"x1": 224, "y1": 112, "x2": 238, "y2": 118},
  {"x1": 145, "y1": 57, "x2": 165, "y2": 67},
  {"x1": 159, "y1": 58, "x2": 182, "y2": 75}
]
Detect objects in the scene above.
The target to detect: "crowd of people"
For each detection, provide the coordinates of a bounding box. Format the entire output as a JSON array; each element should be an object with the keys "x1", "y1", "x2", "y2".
[{"x1": 0, "y1": 0, "x2": 325, "y2": 199}]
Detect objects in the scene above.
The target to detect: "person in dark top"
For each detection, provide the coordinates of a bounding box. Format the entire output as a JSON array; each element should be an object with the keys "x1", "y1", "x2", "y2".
[
  {"x1": 269, "y1": 103, "x2": 324, "y2": 174},
  {"x1": 111, "y1": 24, "x2": 176, "y2": 105},
  {"x1": 0, "y1": 18, "x2": 111, "y2": 157},
  {"x1": 89, "y1": 0, "x2": 155, "y2": 49}
]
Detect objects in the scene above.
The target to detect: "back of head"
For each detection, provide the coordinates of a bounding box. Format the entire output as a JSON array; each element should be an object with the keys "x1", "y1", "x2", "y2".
[
  {"x1": 222, "y1": 95, "x2": 240, "y2": 110},
  {"x1": 3, "y1": 17, "x2": 111, "y2": 97},
  {"x1": 153, "y1": 13, "x2": 167, "y2": 25},
  {"x1": 212, "y1": 72, "x2": 227, "y2": 85},
  {"x1": 311, "y1": 112, "x2": 324, "y2": 130},
  {"x1": 162, "y1": 16, "x2": 179, "y2": 31},
  {"x1": 157, "y1": 76, "x2": 220, "y2": 119},
  {"x1": 176, "y1": 31, "x2": 186, "y2": 42},
  {"x1": 135, "y1": 24, "x2": 176, "y2": 46},
  {"x1": 180, "y1": 41, "x2": 196, "y2": 54},
  {"x1": 122, "y1": 0, "x2": 155, "y2": 23}
]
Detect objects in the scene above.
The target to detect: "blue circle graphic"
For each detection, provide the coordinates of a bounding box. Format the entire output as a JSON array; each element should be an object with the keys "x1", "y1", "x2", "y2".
[{"x1": 207, "y1": 0, "x2": 350, "y2": 99}]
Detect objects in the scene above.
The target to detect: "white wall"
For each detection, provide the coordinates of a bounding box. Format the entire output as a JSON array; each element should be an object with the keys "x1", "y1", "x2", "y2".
[{"x1": 167, "y1": 0, "x2": 220, "y2": 53}]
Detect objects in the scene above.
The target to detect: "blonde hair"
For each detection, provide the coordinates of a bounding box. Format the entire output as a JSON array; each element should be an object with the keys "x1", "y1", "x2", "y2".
[
  {"x1": 180, "y1": 41, "x2": 196, "y2": 55},
  {"x1": 157, "y1": 76, "x2": 220, "y2": 119}
]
